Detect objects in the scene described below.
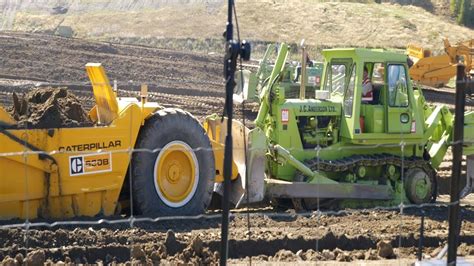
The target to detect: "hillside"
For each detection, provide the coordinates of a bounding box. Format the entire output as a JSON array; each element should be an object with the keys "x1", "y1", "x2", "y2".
[{"x1": 1, "y1": 0, "x2": 473, "y2": 56}]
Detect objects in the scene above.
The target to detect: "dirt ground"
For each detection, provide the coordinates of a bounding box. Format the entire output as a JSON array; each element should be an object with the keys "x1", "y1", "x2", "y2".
[
  {"x1": 0, "y1": 31, "x2": 473, "y2": 264},
  {"x1": 0, "y1": 31, "x2": 226, "y2": 120},
  {"x1": 0, "y1": 206, "x2": 473, "y2": 264}
]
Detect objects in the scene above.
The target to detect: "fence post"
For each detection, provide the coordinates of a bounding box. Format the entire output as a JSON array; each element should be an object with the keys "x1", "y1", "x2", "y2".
[{"x1": 447, "y1": 64, "x2": 466, "y2": 265}]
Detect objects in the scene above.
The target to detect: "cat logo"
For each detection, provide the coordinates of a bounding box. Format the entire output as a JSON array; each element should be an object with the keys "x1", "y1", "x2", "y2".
[
  {"x1": 70, "y1": 157, "x2": 84, "y2": 175},
  {"x1": 69, "y1": 152, "x2": 112, "y2": 176}
]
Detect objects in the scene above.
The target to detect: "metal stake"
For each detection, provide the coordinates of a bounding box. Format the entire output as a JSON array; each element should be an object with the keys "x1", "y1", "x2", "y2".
[
  {"x1": 447, "y1": 64, "x2": 466, "y2": 265},
  {"x1": 221, "y1": 1, "x2": 235, "y2": 265},
  {"x1": 220, "y1": 3, "x2": 250, "y2": 264},
  {"x1": 417, "y1": 210, "x2": 425, "y2": 261}
]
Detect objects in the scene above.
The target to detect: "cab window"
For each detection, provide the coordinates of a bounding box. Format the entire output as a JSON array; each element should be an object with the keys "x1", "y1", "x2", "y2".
[
  {"x1": 371, "y1": 63, "x2": 384, "y2": 86},
  {"x1": 387, "y1": 65, "x2": 409, "y2": 107},
  {"x1": 344, "y1": 64, "x2": 356, "y2": 117},
  {"x1": 325, "y1": 61, "x2": 350, "y2": 96},
  {"x1": 362, "y1": 62, "x2": 384, "y2": 104}
]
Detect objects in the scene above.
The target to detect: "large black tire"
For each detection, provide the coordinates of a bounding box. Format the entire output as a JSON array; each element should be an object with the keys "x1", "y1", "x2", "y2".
[{"x1": 131, "y1": 108, "x2": 215, "y2": 216}]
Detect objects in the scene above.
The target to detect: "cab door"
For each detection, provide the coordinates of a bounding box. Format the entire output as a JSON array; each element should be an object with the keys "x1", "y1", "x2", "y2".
[{"x1": 385, "y1": 64, "x2": 412, "y2": 133}]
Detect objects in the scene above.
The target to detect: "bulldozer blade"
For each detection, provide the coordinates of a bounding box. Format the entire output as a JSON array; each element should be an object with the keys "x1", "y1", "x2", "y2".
[
  {"x1": 265, "y1": 179, "x2": 393, "y2": 200},
  {"x1": 205, "y1": 116, "x2": 266, "y2": 205}
]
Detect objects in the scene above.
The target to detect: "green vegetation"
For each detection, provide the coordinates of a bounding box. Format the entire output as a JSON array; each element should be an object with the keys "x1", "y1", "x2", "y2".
[
  {"x1": 451, "y1": 0, "x2": 460, "y2": 14},
  {"x1": 451, "y1": 0, "x2": 472, "y2": 26}
]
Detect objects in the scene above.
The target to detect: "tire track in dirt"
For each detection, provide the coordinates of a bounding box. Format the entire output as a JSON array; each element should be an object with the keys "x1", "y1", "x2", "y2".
[
  {"x1": 0, "y1": 32, "x2": 228, "y2": 123},
  {"x1": 0, "y1": 32, "x2": 222, "y2": 85}
]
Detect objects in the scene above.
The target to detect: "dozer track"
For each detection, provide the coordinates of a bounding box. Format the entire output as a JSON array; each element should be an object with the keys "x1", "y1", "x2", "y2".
[
  {"x1": 300, "y1": 153, "x2": 436, "y2": 177},
  {"x1": 288, "y1": 153, "x2": 438, "y2": 210}
]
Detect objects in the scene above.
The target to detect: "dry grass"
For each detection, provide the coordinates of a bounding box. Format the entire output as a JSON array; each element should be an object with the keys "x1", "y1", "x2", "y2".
[{"x1": 9, "y1": 0, "x2": 474, "y2": 54}]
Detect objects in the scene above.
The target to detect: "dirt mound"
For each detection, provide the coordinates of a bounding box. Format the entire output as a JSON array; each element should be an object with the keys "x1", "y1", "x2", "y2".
[{"x1": 10, "y1": 87, "x2": 93, "y2": 129}]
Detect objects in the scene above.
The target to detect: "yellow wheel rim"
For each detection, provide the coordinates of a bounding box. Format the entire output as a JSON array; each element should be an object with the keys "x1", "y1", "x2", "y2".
[{"x1": 154, "y1": 141, "x2": 199, "y2": 207}]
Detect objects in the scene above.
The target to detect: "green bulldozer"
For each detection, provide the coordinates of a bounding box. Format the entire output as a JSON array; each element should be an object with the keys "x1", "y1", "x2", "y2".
[{"x1": 206, "y1": 43, "x2": 474, "y2": 210}]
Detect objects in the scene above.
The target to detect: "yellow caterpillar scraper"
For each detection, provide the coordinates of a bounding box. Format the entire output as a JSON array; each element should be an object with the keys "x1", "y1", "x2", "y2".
[
  {"x1": 408, "y1": 38, "x2": 474, "y2": 87},
  {"x1": 0, "y1": 63, "x2": 238, "y2": 220}
]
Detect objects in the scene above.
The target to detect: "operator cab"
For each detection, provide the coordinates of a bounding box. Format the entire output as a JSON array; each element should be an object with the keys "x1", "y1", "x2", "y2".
[{"x1": 321, "y1": 49, "x2": 421, "y2": 143}]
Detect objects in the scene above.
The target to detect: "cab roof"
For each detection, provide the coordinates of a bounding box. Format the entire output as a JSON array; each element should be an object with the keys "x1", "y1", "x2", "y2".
[{"x1": 321, "y1": 48, "x2": 407, "y2": 63}]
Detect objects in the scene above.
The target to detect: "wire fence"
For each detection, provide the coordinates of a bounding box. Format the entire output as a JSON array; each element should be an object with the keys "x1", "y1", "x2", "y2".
[
  {"x1": 0, "y1": 49, "x2": 474, "y2": 265},
  {"x1": 0, "y1": 120, "x2": 473, "y2": 264}
]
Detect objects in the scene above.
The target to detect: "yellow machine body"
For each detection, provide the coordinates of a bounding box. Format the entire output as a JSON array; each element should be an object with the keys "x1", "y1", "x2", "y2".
[
  {"x1": 0, "y1": 64, "x2": 162, "y2": 219},
  {"x1": 0, "y1": 106, "x2": 16, "y2": 127},
  {"x1": 0, "y1": 63, "x2": 239, "y2": 220},
  {"x1": 408, "y1": 38, "x2": 474, "y2": 87}
]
